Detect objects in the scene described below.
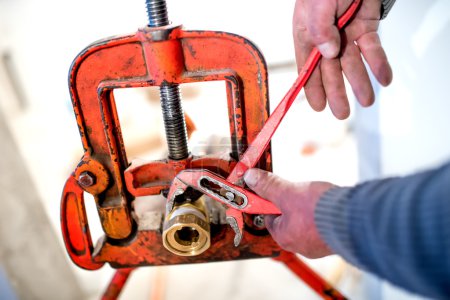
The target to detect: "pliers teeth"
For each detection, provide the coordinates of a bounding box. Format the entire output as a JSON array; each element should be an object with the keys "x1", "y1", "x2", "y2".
[{"x1": 225, "y1": 208, "x2": 244, "y2": 247}]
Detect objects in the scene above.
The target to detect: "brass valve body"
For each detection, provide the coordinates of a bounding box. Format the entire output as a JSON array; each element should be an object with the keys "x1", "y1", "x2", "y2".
[{"x1": 162, "y1": 197, "x2": 210, "y2": 256}]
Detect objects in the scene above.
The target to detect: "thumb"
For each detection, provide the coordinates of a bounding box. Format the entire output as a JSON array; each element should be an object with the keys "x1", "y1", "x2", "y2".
[
  {"x1": 264, "y1": 214, "x2": 282, "y2": 234},
  {"x1": 307, "y1": 1, "x2": 341, "y2": 58},
  {"x1": 243, "y1": 169, "x2": 290, "y2": 208}
]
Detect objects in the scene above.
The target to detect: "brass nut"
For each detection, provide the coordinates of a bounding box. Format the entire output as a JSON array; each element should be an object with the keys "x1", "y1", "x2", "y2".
[{"x1": 162, "y1": 200, "x2": 210, "y2": 256}]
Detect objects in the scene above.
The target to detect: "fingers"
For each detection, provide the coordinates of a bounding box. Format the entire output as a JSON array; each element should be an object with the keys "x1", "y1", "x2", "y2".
[
  {"x1": 294, "y1": 29, "x2": 327, "y2": 112},
  {"x1": 264, "y1": 214, "x2": 282, "y2": 238},
  {"x1": 294, "y1": 5, "x2": 354, "y2": 119},
  {"x1": 357, "y1": 32, "x2": 393, "y2": 86},
  {"x1": 243, "y1": 168, "x2": 287, "y2": 241},
  {"x1": 306, "y1": 0, "x2": 341, "y2": 58},
  {"x1": 341, "y1": 38, "x2": 375, "y2": 107},
  {"x1": 292, "y1": 0, "x2": 391, "y2": 119},
  {"x1": 243, "y1": 168, "x2": 291, "y2": 208},
  {"x1": 321, "y1": 57, "x2": 350, "y2": 119},
  {"x1": 294, "y1": 4, "x2": 327, "y2": 112},
  {"x1": 244, "y1": 169, "x2": 336, "y2": 256},
  {"x1": 304, "y1": 68, "x2": 327, "y2": 112}
]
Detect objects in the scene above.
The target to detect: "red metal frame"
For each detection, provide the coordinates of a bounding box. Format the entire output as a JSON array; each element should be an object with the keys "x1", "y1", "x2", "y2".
[{"x1": 61, "y1": 25, "x2": 278, "y2": 270}]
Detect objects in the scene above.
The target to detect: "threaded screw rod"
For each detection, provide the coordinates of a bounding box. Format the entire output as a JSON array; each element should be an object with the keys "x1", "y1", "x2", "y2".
[
  {"x1": 160, "y1": 84, "x2": 189, "y2": 159},
  {"x1": 146, "y1": 0, "x2": 169, "y2": 27},
  {"x1": 146, "y1": 0, "x2": 189, "y2": 160}
]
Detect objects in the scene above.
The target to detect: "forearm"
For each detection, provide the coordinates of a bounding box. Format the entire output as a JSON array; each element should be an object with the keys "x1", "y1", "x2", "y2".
[{"x1": 315, "y1": 161, "x2": 450, "y2": 299}]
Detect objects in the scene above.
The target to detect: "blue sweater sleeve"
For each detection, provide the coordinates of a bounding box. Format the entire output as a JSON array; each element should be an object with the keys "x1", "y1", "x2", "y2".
[{"x1": 315, "y1": 161, "x2": 450, "y2": 299}]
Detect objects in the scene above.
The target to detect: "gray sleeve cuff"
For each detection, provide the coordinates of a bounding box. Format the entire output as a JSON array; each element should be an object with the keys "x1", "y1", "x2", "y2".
[
  {"x1": 380, "y1": 0, "x2": 396, "y2": 19},
  {"x1": 315, "y1": 187, "x2": 363, "y2": 267}
]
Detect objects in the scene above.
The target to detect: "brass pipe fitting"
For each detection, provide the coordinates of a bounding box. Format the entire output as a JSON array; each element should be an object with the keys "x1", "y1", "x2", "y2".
[{"x1": 162, "y1": 196, "x2": 210, "y2": 256}]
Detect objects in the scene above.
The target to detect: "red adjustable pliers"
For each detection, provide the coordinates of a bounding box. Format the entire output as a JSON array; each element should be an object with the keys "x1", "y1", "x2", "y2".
[{"x1": 167, "y1": 0, "x2": 362, "y2": 246}]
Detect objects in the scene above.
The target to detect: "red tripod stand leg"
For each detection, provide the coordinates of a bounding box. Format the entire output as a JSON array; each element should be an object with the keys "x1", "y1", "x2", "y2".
[
  {"x1": 101, "y1": 268, "x2": 135, "y2": 300},
  {"x1": 274, "y1": 251, "x2": 347, "y2": 300}
]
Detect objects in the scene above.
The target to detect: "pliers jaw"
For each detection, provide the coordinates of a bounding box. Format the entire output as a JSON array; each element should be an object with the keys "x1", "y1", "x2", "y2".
[{"x1": 166, "y1": 169, "x2": 280, "y2": 249}]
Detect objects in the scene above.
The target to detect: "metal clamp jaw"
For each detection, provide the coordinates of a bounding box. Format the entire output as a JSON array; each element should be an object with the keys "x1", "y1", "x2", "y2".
[{"x1": 61, "y1": 23, "x2": 281, "y2": 270}]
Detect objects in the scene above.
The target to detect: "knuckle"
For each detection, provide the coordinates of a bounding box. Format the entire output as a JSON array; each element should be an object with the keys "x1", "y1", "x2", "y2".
[
  {"x1": 255, "y1": 172, "x2": 276, "y2": 194},
  {"x1": 308, "y1": 21, "x2": 329, "y2": 41}
]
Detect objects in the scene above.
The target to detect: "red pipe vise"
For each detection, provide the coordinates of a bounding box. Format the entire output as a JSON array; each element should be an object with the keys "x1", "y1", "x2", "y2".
[{"x1": 61, "y1": 23, "x2": 281, "y2": 270}]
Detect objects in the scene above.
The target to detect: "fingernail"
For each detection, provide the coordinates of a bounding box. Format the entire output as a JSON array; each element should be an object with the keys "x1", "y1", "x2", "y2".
[
  {"x1": 317, "y1": 42, "x2": 339, "y2": 58},
  {"x1": 244, "y1": 169, "x2": 259, "y2": 188}
]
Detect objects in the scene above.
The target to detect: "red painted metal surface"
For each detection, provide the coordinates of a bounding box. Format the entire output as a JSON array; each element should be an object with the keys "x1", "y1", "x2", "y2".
[
  {"x1": 170, "y1": 169, "x2": 281, "y2": 215},
  {"x1": 101, "y1": 268, "x2": 134, "y2": 300},
  {"x1": 61, "y1": 25, "x2": 278, "y2": 269},
  {"x1": 274, "y1": 251, "x2": 347, "y2": 300},
  {"x1": 61, "y1": 175, "x2": 104, "y2": 270}
]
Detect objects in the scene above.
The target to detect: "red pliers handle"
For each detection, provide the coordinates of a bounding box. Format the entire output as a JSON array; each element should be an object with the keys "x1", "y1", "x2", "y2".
[{"x1": 167, "y1": 0, "x2": 362, "y2": 246}]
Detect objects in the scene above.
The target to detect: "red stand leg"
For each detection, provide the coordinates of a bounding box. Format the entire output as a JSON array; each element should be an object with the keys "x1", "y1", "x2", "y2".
[
  {"x1": 274, "y1": 251, "x2": 347, "y2": 300},
  {"x1": 101, "y1": 268, "x2": 134, "y2": 300}
]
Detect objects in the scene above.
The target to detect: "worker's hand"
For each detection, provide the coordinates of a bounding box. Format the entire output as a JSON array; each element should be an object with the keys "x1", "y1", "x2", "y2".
[
  {"x1": 244, "y1": 168, "x2": 335, "y2": 258},
  {"x1": 294, "y1": 0, "x2": 392, "y2": 119}
]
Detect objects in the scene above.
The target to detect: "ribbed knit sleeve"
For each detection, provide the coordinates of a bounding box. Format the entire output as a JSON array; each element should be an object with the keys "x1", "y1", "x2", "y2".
[
  {"x1": 315, "y1": 161, "x2": 450, "y2": 299},
  {"x1": 380, "y1": 0, "x2": 396, "y2": 19}
]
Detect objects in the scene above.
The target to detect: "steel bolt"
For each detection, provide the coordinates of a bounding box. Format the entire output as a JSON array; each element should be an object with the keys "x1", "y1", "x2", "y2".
[
  {"x1": 253, "y1": 215, "x2": 266, "y2": 228},
  {"x1": 225, "y1": 191, "x2": 235, "y2": 201},
  {"x1": 78, "y1": 171, "x2": 96, "y2": 188}
]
